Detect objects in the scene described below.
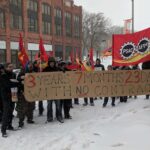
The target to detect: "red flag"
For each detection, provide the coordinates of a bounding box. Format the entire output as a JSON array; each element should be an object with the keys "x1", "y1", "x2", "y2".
[
  {"x1": 66, "y1": 64, "x2": 80, "y2": 70},
  {"x1": 18, "y1": 33, "x2": 29, "y2": 68},
  {"x1": 89, "y1": 48, "x2": 94, "y2": 69},
  {"x1": 112, "y1": 28, "x2": 150, "y2": 66},
  {"x1": 34, "y1": 52, "x2": 40, "y2": 61},
  {"x1": 39, "y1": 37, "x2": 48, "y2": 62}
]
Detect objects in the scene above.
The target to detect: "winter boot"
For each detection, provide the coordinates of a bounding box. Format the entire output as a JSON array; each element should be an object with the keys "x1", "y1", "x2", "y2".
[{"x1": 2, "y1": 132, "x2": 8, "y2": 138}]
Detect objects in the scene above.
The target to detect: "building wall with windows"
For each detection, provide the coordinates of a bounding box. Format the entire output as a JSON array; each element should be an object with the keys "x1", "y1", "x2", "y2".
[{"x1": 0, "y1": 0, "x2": 82, "y2": 67}]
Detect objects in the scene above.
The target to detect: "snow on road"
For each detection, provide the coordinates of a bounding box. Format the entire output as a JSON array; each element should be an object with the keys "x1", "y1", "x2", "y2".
[{"x1": 0, "y1": 97, "x2": 150, "y2": 150}]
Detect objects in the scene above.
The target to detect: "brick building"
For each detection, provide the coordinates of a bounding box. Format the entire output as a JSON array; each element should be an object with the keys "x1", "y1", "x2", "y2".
[{"x1": 0, "y1": 0, "x2": 82, "y2": 67}]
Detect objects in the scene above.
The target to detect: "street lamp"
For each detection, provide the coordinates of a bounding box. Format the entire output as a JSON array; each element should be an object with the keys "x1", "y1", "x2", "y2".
[{"x1": 131, "y1": 0, "x2": 134, "y2": 33}]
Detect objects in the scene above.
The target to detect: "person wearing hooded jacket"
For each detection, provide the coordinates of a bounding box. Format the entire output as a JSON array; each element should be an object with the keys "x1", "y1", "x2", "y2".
[
  {"x1": 43, "y1": 57, "x2": 64, "y2": 123},
  {"x1": 17, "y1": 62, "x2": 35, "y2": 129},
  {"x1": 0, "y1": 63, "x2": 18, "y2": 137},
  {"x1": 0, "y1": 64, "x2": 5, "y2": 123}
]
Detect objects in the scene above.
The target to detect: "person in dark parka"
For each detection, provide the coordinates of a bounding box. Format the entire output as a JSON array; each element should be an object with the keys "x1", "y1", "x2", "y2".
[
  {"x1": 0, "y1": 64, "x2": 5, "y2": 123},
  {"x1": 43, "y1": 57, "x2": 63, "y2": 123},
  {"x1": 17, "y1": 62, "x2": 35, "y2": 129},
  {"x1": 59, "y1": 61, "x2": 72, "y2": 119},
  {"x1": 0, "y1": 63, "x2": 17, "y2": 137}
]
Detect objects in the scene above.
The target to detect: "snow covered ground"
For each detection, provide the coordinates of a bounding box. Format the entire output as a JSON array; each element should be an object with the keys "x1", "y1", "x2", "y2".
[
  {"x1": 0, "y1": 97, "x2": 150, "y2": 150},
  {"x1": 1, "y1": 57, "x2": 150, "y2": 150}
]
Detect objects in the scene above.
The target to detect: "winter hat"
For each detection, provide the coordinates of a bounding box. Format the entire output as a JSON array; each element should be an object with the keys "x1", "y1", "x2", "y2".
[{"x1": 96, "y1": 58, "x2": 101, "y2": 62}]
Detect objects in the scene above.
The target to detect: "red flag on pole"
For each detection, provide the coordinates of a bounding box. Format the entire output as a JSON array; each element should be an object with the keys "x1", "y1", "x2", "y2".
[
  {"x1": 112, "y1": 28, "x2": 150, "y2": 66},
  {"x1": 102, "y1": 47, "x2": 112, "y2": 57},
  {"x1": 18, "y1": 33, "x2": 29, "y2": 68},
  {"x1": 39, "y1": 37, "x2": 48, "y2": 62}
]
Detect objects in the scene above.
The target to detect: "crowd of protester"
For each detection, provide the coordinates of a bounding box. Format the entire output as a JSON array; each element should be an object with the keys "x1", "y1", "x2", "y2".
[{"x1": 0, "y1": 57, "x2": 149, "y2": 138}]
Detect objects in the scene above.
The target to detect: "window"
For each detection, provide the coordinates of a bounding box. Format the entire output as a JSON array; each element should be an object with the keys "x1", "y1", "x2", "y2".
[
  {"x1": 0, "y1": 49, "x2": 6, "y2": 64},
  {"x1": 11, "y1": 50, "x2": 19, "y2": 68},
  {"x1": 42, "y1": 3, "x2": 51, "y2": 34},
  {"x1": 54, "y1": 8, "x2": 62, "y2": 36},
  {"x1": 31, "y1": 50, "x2": 37, "y2": 61},
  {"x1": 74, "y1": 15, "x2": 80, "y2": 39},
  {"x1": 65, "y1": 12, "x2": 72, "y2": 37},
  {"x1": 10, "y1": 0, "x2": 23, "y2": 30},
  {"x1": 65, "y1": 46, "x2": 72, "y2": 61},
  {"x1": 0, "y1": 9, "x2": 5, "y2": 28},
  {"x1": 28, "y1": 0, "x2": 38, "y2": 32},
  {"x1": 55, "y1": 45, "x2": 63, "y2": 59}
]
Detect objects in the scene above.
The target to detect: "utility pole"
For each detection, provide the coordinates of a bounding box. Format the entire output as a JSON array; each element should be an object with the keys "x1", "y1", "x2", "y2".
[{"x1": 131, "y1": 0, "x2": 134, "y2": 33}]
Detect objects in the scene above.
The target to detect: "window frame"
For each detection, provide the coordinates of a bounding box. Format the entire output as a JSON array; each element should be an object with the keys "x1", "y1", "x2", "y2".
[
  {"x1": 28, "y1": 0, "x2": 38, "y2": 33},
  {"x1": 10, "y1": 0, "x2": 23, "y2": 30}
]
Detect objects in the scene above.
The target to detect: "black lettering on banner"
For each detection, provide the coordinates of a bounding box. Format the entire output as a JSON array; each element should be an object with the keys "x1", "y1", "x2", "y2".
[
  {"x1": 116, "y1": 72, "x2": 124, "y2": 83},
  {"x1": 94, "y1": 86, "x2": 101, "y2": 96},
  {"x1": 57, "y1": 74, "x2": 64, "y2": 84},
  {"x1": 102, "y1": 86, "x2": 108, "y2": 95},
  {"x1": 28, "y1": 88, "x2": 41, "y2": 100},
  {"x1": 92, "y1": 72, "x2": 100, "y2": 83},
  {"x1": 76, "y1": 85, "x2": 89, "y2": 97},
  {"x1": 110, "y1": 85, "x2": 118, "y2": 95},
  {"x1": 63, "y1": 86, "x2": 72, "y2": 96},
  {"x1": 52, "y1": 86, "x2": 61, "y2": 96},
  {"x1": 63, "y1": 73, "x2": 71, "y2": 84}
]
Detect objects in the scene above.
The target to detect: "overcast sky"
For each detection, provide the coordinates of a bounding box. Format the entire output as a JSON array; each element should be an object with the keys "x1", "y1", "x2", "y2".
[{"x1": 74, "y1": 0, "x2": 150, "y2": 31}]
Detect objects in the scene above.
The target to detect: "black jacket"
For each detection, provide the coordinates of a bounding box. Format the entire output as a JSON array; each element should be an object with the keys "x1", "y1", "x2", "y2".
[
  {"x1": 142, "y1": 61, "x2": 150, "y2": 70},
  {"x1": 94, "y1": 64, "x2": 105, "y2": 71},
  {"x1": 0, "y1": 71, "x2": 17, "y2": 102},
  {"x1": 43, "y1": 66, "x2": 58, "y2": 72}
]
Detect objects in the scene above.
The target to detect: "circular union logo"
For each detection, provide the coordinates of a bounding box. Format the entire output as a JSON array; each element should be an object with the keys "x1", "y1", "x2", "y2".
[
  {"x1": 137, "y1": 38, "x2": 149, "y2": 54},
  {"x1": 120, "y1": 42, "x2": 135, "y2": 59}
]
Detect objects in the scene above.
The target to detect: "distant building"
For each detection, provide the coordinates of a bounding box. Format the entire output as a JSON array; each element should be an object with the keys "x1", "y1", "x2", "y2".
[{"x1": 0, "y1": 0, "x2": 82, "y2": 67}]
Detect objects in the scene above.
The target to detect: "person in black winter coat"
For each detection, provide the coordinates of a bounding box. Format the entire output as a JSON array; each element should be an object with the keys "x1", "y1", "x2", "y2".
[
  {"x1": 103, "y1": 65, "x2": 115, "y2": 107},
  {"x1": 59, "y1": 61, "x2": 72, "y2": 119},
  {"x1": 94, "y1": 58, "x2": 105, "y2": 71},
  {"x1": 43, "y1": 57, "x2": 63, "y2": 123},
  {"x1": 0, "y1": 63, "x2": 18, "y2": 137},
  {"x1": 142, "y1": 61, "x2": 150, "y2": 99},
  {"x1": 17, "y1": 62, "x2": 35, "y2": 128},
  {"x1": 0, "y1": 64, "x2": 5, "y2": 123}
]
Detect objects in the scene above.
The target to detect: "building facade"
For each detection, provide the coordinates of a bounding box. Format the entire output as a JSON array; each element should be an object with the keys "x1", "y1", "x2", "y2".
[{"x1": 0, "y1": 0, "x2": 82, "y2": 67}]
